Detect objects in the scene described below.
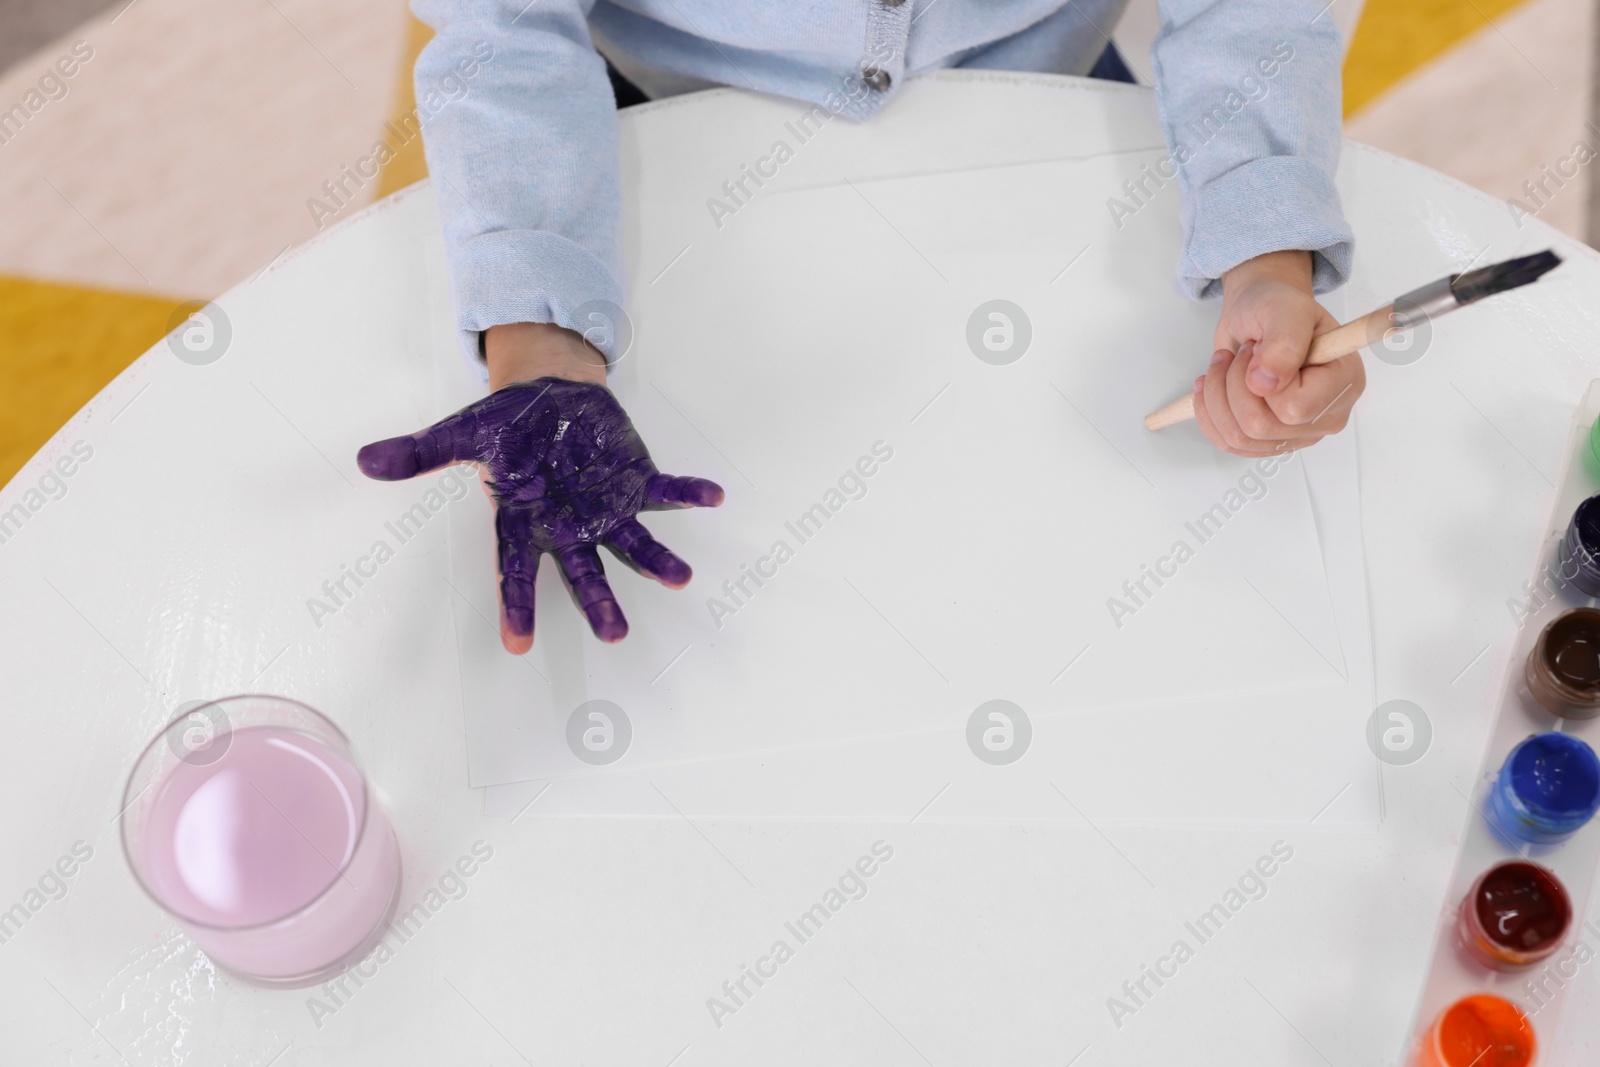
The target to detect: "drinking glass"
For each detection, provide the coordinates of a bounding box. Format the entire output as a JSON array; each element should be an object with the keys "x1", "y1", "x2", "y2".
[{"x1": 121, "y1": 695, "x2": 401, "y2": 987}]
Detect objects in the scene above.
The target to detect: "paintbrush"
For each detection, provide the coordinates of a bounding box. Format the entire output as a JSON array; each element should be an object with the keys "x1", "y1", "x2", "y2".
[{"x1": 1143, "y1": 250, "x2": 1564, "y2": 431}]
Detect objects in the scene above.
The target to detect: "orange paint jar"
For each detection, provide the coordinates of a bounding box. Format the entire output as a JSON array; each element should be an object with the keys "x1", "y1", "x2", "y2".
[{"x1": 1419, "y1": 995, "x2": 1536, "y2": 1067}]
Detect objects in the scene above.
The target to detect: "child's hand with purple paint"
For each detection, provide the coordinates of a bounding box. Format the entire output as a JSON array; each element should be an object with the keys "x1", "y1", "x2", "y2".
[{"x1": 356, "y1": 323, "x2": 723, "y2": 651}]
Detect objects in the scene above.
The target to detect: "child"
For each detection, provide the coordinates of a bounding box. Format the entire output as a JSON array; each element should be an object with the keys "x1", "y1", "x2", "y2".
[{"x1": 359, "y1": 0, "x2": 1362, "y2": 649}]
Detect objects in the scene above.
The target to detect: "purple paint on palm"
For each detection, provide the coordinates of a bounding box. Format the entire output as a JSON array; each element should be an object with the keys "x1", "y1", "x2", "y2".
[{"x1": 357, "y1": 379, "x2": 723, "y2": 648}]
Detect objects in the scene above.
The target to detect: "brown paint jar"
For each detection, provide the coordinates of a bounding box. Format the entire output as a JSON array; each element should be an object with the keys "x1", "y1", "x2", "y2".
[{"x1": 1526, "y1": 608, "x2": 1600, "y2": 719}]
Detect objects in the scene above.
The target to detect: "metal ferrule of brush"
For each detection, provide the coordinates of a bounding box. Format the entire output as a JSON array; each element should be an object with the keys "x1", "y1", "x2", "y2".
[{"x1": 1389, "y1": 277, "x2": 1459, "y2": 330}]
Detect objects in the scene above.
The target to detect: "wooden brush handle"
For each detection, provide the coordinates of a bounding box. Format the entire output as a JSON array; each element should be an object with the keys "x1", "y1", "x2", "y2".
[{"x1": 1142, "y1": 307, "x2": 1390, "y2": 431}]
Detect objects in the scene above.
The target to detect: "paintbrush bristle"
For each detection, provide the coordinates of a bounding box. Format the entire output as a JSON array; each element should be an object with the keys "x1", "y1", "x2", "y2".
[{"x1": 1451, "y1": 250, "x2": 1562, "y2": 305}]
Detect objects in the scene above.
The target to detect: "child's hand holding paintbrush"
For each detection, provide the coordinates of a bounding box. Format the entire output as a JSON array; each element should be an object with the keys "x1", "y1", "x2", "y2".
[
  {"x1": 1152, "y1": 249, "x2": 1563, "y2": 446},
  {"x1": 1190, "y1": 249, "x2": 1360, "y2": 457}
]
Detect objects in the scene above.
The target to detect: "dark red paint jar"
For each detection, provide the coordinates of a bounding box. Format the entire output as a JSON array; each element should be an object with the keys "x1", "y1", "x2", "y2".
[{"x1": 1456, "y1": 860, "x2": 1572, "y2": 971}]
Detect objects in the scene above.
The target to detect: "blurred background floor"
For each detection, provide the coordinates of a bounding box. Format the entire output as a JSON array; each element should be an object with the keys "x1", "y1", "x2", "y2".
[{"x1": 0, "y1": 0, "x2": 1595, "y2": 486}]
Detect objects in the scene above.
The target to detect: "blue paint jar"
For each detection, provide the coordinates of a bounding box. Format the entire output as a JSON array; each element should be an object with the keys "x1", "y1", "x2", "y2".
[
  {"x1": 1561, "y1": 494, "x2": 1600, "y2": 597},
  {"x1": 1489, "y1": 732, "x2": 1600, "y2": 845}
]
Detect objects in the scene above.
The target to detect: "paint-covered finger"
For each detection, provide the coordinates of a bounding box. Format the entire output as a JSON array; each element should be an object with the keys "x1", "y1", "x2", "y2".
[
  {"x1": 644, "y1": 473, "x2": 725, "y2": 510},
  {"x1": 555, "y1": 544, "x2": 629, "y2": 642},
  {"x1": 606, "y1": 518, "x2": 692, "y2": 588},
  {"x1": 357, "y1": 409, "x2": 476, "y2": 481},
  {"x1": 495, "y1": 506, "x2": 539, "y2": 654}
]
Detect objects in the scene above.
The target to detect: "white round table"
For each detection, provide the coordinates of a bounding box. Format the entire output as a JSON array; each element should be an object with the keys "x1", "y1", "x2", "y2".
[{"x1": 3, "y1": 71, "x2": 1599, "y2": 1065}]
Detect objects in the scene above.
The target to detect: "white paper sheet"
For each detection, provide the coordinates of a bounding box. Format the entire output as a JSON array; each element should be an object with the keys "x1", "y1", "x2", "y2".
[
  {"x1": 479, "y1": 416, "x2": 1377, "y2": 827},
  {"x1": 450, "y1": 153, "x2": 1377, "y2": 824}
]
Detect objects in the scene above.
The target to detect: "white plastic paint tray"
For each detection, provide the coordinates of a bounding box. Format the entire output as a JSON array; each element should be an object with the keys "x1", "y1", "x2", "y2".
[{"x1": 1403, "y1": 379, "x2": 1600, "y2": 1063}]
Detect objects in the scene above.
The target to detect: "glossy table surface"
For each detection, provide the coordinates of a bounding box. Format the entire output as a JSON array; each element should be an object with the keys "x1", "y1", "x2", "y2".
[{"x1": 3, "y1": 71, "x2": 1600, "y2": 1065}]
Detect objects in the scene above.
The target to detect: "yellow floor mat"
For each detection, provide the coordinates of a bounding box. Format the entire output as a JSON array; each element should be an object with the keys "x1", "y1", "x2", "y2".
[
  {"x1": 1344, "y1": 0, "x2": 1534, "y2": 116},
  {"x1": 374, "y1": 16, "x2": 436, "y2": 199},
  {"x1": 0, "y1": 275, "x2": 190, "y2": 487}
]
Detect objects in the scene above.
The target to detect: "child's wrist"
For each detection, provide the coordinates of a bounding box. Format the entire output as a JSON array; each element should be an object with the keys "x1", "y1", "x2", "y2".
[
  {"x1": 1221, "y1": 250, "x2": 1314, "y2": 297},
  {"x1": 485, "y1": 322, "x2": 608, "y2": 391}
]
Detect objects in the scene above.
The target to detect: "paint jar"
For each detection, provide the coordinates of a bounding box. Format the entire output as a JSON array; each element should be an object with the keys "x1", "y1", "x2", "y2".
[
  {"x1": 1418, "y1": 994, "x2": 1535, "y2": 1067},
  {"x1": 1525, "y1": 608, "x2": 1600, "y2": 718},
  {"x1": 1487, "y1": 732, "x2": 1600, "y2": 846},
  {"x1": 1559, "y1": 494, "x2": 1600, "y2": 597},
  {"x1": 1590, "y1": 411, "x2": 1600, "y2": 468},
  {"x1": 1455, "y1": 860, "x2": 1572, "y2": 971}
]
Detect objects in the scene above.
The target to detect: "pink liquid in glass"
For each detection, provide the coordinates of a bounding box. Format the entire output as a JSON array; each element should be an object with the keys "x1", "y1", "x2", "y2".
[{"x1": 136, "y1": 724, "x2": 400, "y2": 985}]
